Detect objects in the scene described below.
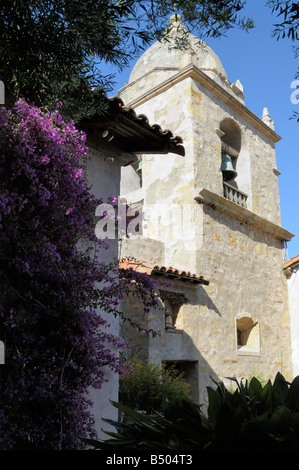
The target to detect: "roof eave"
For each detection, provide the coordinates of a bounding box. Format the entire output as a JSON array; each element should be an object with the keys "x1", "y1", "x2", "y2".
[{"x1": 78, "y1": 94, "x2": 185, "y2": 157}]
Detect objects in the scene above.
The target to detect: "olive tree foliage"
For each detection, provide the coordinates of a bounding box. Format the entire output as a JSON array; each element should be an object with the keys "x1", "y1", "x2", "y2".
[
  {"x1": 268, "y1": 0, "x2": 299, "y2": 42},
  {"x1": 0, "y1": 0, "x2": 148, "y2": 119},
  {"x1": 268, "y1": 0, "x2": 299, "y2": 76},
  {"x1": 267, "y1": 1, "x2": 299, "y2": 119},
  {"x1": 0, "y1": 0, "x2": 253, "y2": 120}
]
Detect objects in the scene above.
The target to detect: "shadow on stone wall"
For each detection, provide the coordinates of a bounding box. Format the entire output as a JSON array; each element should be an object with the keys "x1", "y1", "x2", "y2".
[{"x1": 119, "y1": 282, "x2": 222, "y2": 407}]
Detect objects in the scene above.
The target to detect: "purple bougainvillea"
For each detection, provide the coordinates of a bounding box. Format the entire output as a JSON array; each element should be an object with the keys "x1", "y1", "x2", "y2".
[{"x1": 0, "y1": 100, "x2": 159, "y2": 449}]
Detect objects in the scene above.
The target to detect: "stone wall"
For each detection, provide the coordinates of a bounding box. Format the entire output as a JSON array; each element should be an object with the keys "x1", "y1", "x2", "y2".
[
  {"x1": 119, "y1": 23, "x2": 294, "y2": 402},
  {"x1": 121, "y1": 216, "x2": 293, "y2": 406},
  {"x1": 284, "y1": 261, "x2": 299, "y2": 377},
  {"x1": 196, "y1": 204, "x2": 292, "y2": 384}
]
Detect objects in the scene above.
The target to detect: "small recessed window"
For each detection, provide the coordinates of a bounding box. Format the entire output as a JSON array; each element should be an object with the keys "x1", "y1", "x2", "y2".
[
  {"x1": 159, "y1": 291, "x2": 187, "y2": 331},
  {"x1": 236, "y1": 316, "x2": 260, "y2": 355},
  {"x1": 164, "y1": 299, "x2": 181, "y2": 329}
]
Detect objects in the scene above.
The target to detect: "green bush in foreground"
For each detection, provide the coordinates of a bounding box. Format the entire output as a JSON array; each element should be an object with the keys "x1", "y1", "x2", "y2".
[{"x1": 85, "y1": 372, "x2": 299, "y2": 450}]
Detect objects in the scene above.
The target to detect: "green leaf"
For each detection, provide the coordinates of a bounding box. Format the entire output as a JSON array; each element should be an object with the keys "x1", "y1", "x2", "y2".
[
  {"x1": 270, "y1": 405, "x2": 292, "y2": 431},
  {"x1": 232, "y1": 403, "x2": 247, "y2": 424},
  {"x1": 286, "y1": 376, "x2": 299, "y2": 411},
  {"x1": 290, "y1": 411, "x2": 299, "y2": 426},
  {"x1": 248, "y1": 376, "x2": 263, "y2": 397},
  {"x1": 273, "y1": 372, "x2": 289, "y2": 404},
  {"x1": 110, "y1": 400, "x2": 154, "y2": 423},
  {"x1": 261, "y1": 380, "x2": 275, "y2": 411},
  {"x1": 207, "y1": 387, "x2": 222, "y2": 428}
]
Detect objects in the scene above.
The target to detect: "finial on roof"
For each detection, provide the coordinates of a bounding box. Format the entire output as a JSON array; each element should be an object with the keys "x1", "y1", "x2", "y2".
[
  {"x1": 167, "y1": 13, "x2": 188, "y2": 37},
  {"x1": 169, "y1": 13, "x2": 183, "y2": 27},
  {"x1": 262, "y1": 107, "x2": 274, "y2": 130},
  {"x1": 235, "y1": 79, "x2": 244, "y2": 93}
]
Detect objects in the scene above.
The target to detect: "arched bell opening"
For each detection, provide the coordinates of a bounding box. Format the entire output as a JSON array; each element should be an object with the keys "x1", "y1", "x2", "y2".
[
  {"x1": 219, "y1": 118, "x2": 241, "y2": 184},
  {"x1": 217, "y1": 118, "x2": 248, "y2": 208}
]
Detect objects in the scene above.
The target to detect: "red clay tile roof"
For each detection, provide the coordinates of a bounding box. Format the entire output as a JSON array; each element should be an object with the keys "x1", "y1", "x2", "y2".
[
  {"x1": 283, "y1": 254, "x2": 299, "y2": 269},
  {"x1": 79, "y1": 94, "x2": 185, "y2": 157},
  {"x1": 119, "y1": 259, "x2": 209, "y2": 285}
]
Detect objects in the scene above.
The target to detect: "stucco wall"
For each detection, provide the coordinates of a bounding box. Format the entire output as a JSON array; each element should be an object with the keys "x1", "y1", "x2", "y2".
[
  {"x1": 85, "y1": 141, "x2": 121, "y2": 438},
  {"x1": 286, "y1": 268, "x2": 299, "y2": 377}
]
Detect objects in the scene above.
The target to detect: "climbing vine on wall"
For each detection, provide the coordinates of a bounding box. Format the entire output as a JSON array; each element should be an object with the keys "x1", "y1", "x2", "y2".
[{"x1": 0, "y1": 100, "x2": 159, "y2": 449}]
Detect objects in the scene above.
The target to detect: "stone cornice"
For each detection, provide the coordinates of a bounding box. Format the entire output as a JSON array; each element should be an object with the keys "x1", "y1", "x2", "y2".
[
  {"x1": 122, "y1": 64, "x2": 281, "y2": 144},
  {"x1": 195, "y1": 188, "x2": 294, "y2": 242}
]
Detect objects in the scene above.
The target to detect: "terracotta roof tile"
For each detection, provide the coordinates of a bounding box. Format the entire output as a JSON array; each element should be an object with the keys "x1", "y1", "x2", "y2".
[
  {"x1": 119, "y1": 259, "x2": 209, "y2": 285},
  {"x1": 283, "y1": 254, "x2": 299, "y2": 269},
  {"x1": 79, "y1": 94, "x2": 185, "y2": 156}
]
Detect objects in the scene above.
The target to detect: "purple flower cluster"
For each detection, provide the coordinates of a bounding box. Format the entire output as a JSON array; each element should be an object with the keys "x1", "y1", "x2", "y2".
[
  {"x1": 0, "y1": 100, "x2": 162, "y2": 450},
  {"x1": 0, "y1": 100, "x2": 136, "y2": 450}
]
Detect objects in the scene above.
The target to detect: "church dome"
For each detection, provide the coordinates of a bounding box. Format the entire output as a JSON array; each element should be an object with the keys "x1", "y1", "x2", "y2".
[{"x1": 129, "y1": 15, "x2": 228, "y2": 85}]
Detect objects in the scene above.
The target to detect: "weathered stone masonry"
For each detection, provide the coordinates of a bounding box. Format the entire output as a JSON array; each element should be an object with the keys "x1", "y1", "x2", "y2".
[{"x1": 119, "y1": 15, "x2": 295, "y2": 400}]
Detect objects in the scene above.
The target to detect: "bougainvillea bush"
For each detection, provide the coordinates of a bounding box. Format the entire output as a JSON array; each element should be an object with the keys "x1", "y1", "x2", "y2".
[{"x1": 0, "y1": 100, "x2": 159, "y2": 449}]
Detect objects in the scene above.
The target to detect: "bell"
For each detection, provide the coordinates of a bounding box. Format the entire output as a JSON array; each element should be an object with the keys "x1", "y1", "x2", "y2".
[{"x1": 221, "y1": 153, "x2": 237, "y2": 181}]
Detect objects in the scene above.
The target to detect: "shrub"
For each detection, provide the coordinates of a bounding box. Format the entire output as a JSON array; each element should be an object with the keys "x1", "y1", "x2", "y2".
[{"x1": 119, "y1": 358, "x2": 190, "y2": 414}]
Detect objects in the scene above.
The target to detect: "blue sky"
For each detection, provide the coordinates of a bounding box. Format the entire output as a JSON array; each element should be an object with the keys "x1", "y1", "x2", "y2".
[{"x1": 105, "y1": 0, "x2": 299, "y2": 260}]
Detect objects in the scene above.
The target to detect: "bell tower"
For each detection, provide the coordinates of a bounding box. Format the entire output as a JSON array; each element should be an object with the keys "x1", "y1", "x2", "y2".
[{"x1": 119, "y1": 15, "x2": 295, "y2": 393}]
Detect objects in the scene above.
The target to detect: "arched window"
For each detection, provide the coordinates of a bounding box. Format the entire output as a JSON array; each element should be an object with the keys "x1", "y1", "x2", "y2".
[
  {"x1": 159, "y1": 290, "x2": 187, "y2": 331},
  {"x1": 236, "y1": 315, "x2": 260, "y2": 355},
  {"x1": 220, "y1": 118, "x2": 241, "y2": 182},
  {"x1": 219, "y1": 119, "x2": 248, "y2": 208},
  {"x1": 164, "y1": 298, "x2": 181, "y2": 329}
]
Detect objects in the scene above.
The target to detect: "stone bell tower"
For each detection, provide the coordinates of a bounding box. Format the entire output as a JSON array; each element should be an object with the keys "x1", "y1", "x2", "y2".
[{"x1": 119, "y1": 15, "x2": 295, "y2": 394}]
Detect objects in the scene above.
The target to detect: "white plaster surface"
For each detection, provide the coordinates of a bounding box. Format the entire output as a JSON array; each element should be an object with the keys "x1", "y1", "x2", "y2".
[
  {"x1": 85, "y1": 143, "x2": 121, "y2": 439},
  {"x1": 287, "y1": 270, "x2": 299, "y2": 377}
]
